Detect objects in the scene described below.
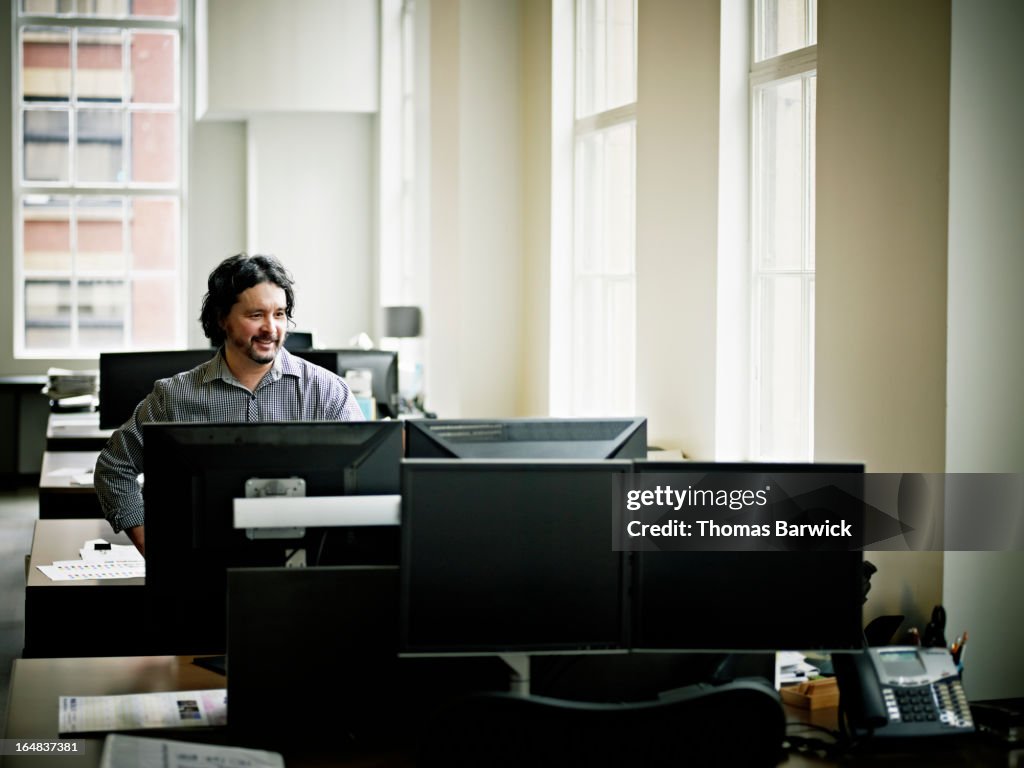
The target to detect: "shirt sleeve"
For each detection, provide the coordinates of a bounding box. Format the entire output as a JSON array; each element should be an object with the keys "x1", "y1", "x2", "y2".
[{"x1": 94, "y1": 383, "x2": 168, "y2": 533}]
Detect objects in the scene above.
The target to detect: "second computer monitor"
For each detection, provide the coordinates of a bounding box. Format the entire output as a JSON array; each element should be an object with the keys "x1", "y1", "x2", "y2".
[
  {"x1": 99, "y1": 349, "x2": 218, "y2": 429},
  {"x1": 629, "y1": 461, "x2": 865, "y2": 652},
  {"x1": 400, "y1": 460, "x2": 631, "y2": 655},
  {"x1": 405, "y1": 417, "x2": 647, "y2": 459}
]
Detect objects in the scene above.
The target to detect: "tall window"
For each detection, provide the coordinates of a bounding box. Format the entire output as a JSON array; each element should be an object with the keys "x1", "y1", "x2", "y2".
[
  {"x1": 15, "y1": 0, "x2": 184, "y2": 356},
  {"x1": 553, "y1": 0, "x2": 637, "y2": 416},
  {"x1": 750, "y1": 0, "x2": 817, "y2": 459}
]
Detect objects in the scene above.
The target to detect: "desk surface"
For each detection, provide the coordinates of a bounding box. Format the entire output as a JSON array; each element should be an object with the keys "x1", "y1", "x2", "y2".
[
  {"x1": 3, "y1": 656, "x2": 225, "y2": 768},
  {"x1": 27, "y1": 518, "x2": 139, "y2": 589},
  {"x1": 39, "y1": 450, "x2": 100, "y2": 493},
  {"x1": 3, "y1": 655, "x2": 412, "y2": 768},
  {"x1": 45, "y1": 411, "x2": 113, "y2": 450}
]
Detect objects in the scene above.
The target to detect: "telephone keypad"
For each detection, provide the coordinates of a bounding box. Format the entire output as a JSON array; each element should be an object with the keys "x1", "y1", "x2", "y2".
[{"x1": 886, "y1": 680, "x2": 974, "y2": 731}]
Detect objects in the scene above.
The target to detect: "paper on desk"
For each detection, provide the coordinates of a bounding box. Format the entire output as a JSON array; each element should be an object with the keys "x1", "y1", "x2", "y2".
[
  {"x1": 46, "y1": 467, "x2": 89, "y2": 478},
  {"x1": 100, "y1": 734, "x2": 284, "y2": 768},
  {"x1": 80, "y1": 539, "x2": 144, "y2": 563},
  {"x1": 59, "y1": 689, "x2": 227, "y2": 735},
  {"x1": 37, "y1": 560, "x2": 145, "y2": 581},
  {"x1": 776, "y1": 651, "x2": 820, "y2": 687}
]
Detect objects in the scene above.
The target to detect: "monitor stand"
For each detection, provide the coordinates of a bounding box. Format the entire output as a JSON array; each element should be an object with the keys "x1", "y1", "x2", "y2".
[{"x1": 499, "y1": 653, "x2": 530, "y2": 695}]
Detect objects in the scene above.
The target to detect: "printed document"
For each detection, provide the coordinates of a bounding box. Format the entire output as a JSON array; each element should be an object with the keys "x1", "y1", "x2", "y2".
[{"x1": 59, "y1": 689, "x2": 227, "y2": 734}]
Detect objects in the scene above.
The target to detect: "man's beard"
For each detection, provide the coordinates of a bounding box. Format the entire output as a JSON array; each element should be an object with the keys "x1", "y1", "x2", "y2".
[{"x1": 245, "y1": 334, "x2": 280, "y2": 364}]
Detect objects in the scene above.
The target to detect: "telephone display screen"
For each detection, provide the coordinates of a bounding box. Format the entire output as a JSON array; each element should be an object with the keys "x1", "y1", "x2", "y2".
[{"x1": 878, "y1": 650, "x2": 927, "y2": 678}]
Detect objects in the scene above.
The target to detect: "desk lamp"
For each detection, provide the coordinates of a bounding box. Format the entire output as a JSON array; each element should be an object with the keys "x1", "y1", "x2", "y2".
[{"x1": 382, "y1": 306, "x2": 427, "y2": 415}]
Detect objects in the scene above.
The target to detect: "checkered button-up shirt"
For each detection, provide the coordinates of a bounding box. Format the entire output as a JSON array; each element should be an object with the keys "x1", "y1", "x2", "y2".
[{"x1": 94, "y1": 347, "x2": 364, "y2": 533}]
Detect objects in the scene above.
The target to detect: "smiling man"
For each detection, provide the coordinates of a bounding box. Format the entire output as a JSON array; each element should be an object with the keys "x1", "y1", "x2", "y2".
[{"x1": 94, "y1": 254, "x2": 364, "y2": 554}]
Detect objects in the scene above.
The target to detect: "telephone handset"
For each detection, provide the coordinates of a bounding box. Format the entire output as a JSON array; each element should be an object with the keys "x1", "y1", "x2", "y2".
[{"x1": 834, "y1": 647, "x2": 974, "y2": 738}]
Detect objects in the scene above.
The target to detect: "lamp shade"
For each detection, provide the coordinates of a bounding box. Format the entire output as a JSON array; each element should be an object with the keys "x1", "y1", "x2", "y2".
[{"x1": 383, "y1": 305, "x2": 422, "y2": 338}]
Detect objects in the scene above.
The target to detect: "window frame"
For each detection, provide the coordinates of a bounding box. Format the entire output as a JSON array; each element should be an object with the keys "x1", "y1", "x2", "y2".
[
  {"x1": 551, "y1": 0, "x2": 638, "y2": 417},
  {"x1": 13, "y1": 4, "x2": 188, "y2": 359},
  {"x1": 748, "y1": 0, "x2": 817, "y2": 460}
]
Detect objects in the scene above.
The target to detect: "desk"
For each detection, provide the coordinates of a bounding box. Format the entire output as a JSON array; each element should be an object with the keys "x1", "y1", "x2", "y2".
[
  {"x1": 38, "y1": 450, "x2": 103, "y2": 519},
  {"x1": 24, "y1": 519, "x2": 144, "y2": 658},
  {"x1": 782, "y1": 701, "x2": 1014, "y2": 766},
  {"x1": 2, "y1": 653, "x2": 1014, "y2": 768},
  {"x1": 0, "y1": 375, "x2": 48, "y2": 487},
  {"x1": 2, "y1": 656, "x2": 226, "y2": 768},
  {"x1": 45, "y1": 411, "x2": 113, "y2": 452},
  {"x1": 2, "y1": 655, "x2": 413, "y2": 768}
]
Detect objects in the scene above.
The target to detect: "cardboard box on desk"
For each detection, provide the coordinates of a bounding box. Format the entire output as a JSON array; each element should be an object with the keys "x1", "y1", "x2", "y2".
[{"x1": 780, "y1": 677, "x2": 840, "y2": 710}]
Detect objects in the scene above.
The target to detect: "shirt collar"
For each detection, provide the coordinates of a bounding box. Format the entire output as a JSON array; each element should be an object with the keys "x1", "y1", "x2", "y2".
[{"x1": 202, "y1": 346, "x2": 297, "y2": 387}]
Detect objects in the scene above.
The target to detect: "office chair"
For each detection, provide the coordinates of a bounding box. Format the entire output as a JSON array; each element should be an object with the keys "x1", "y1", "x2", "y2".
[{"x1": 418, "y1": 678, "x2": 785, "y2": 767}]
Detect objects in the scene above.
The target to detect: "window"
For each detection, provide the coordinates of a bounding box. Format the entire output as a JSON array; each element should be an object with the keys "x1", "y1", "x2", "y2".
[
  {"x1": 15, "y1": 0, "x2": 184, "y2": 356},
  {"x1": 750, "y1": 0, "x2": 817, "y2": 459},
  {"x1": 552, "y1": 0, "x2": 637, "y2": 417}
]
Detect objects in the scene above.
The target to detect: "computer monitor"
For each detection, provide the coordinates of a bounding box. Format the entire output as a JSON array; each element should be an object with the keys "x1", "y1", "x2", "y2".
[
  {"x1": 400, "y1": 460, "x2": 631, "y2": 657},
  {"x1": 98, "y1": 349, "x2": 218, "y2": 429},
  {"x1": 289, "y1": 348, "x2": 399, "y2": 419},
  {"x1": 629, "y1": 461, "x2": 865, "y2": 653},
  {"x1": 405, "y1": 417, "x2": 647, "y2": 459},
  {"x1": 143, "y1": 420, "x2": 403, "y2": 653},
  {"x1": 336, "y1": 349, "x2": 400, "y2": 419},
  {"x1": 282, "y1": 330, "x2": 315, "y2": 350}
]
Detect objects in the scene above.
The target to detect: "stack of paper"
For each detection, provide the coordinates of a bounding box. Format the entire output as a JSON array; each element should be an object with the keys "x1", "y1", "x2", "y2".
[
  {"x1": 776, "y1": 651, "x2": 820, "y2": 686},
  {"x1": 59, "y1": 689, "x2": 227, "y2": 734},
  {"x1": 36, "y1": 539, "x2": 145, "y2": 582},
  {"x1": 100, "y1": 735, "x2": 284, "y2": 768}
]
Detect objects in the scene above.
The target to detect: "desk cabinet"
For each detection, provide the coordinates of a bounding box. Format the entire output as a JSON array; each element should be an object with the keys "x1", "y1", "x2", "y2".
[{"x1": 24, "y1": 519, "x2": 145, "y2": 658}]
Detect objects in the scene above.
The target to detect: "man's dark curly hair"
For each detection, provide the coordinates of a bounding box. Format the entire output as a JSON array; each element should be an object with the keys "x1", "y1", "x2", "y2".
[{"x1": 199, "y1": 253, "x2": 295, "y2": 346}]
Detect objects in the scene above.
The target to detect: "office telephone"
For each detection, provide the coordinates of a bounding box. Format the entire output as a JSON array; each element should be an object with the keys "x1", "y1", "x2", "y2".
[{"x1": 834, "y1": 647, "x2": 974, "y2": 738}]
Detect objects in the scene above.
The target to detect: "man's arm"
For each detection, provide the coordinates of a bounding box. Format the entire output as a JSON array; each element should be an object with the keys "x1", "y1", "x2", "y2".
[{"x1": 94, "y1": 387, "x2": 167, "y2": 551}]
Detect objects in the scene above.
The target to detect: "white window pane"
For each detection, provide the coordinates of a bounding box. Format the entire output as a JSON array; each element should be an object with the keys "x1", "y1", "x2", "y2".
[
  {"x1": 24, "y1": 109, "x2": 70, "y2": 181},
  {"x1": 576, "y1": 0, "x2": 635, "y2": 118},
  {"x1": 76, "y1": 109, "x2": 124, "y2": 182},
  {"x1": 755, "y1": 0, "x2": 814, "y2": 62},
  {"x1": 23, "y1": 195, "x2": 72, "y2": 272},
  {"x1": 78, "y1": 279, "x2": 127, "y2": 349},
  {"x1": 21, "y1": 0, "x2": 180, "y2": 17},
  {"x1": 130, "y1": 110, "x2": 177, "y2": 183},
  {"x1": 757, "y1": 275, "x2": 812, "y2": 460},
  {"x1": 574, "y1": 121, "x2": 635, "y2": 276},
  {"x1": 131, "y1": 275, "x2": 178, "y2": 347},
  {"x1": 129, "y1": 197, "x2": 178, "y2": 270},
  {"x1": 572, "y1": 276, "x2": 635, "y2": 416},
  {"x1": 755, "y1": 77, "x2": 805, "y2": 270},
  {"x1": 129, "y1": 30, "x2": 177, "y2": 105},
  {"x1": 76, "y1": 196, "x2": 125, "y2": 271},
  {"x1": 25, "y1": 280, "x2": 72, "y2": 350},
  {"x1": 807, "y1": 75, "x2": 816, "y2": 270},
  {"x1": 22, "y1": 26, "x2": 70, "y2": 102},
  {"x1": 78, "y1": 28, "x2": 124, "y2": 102}
]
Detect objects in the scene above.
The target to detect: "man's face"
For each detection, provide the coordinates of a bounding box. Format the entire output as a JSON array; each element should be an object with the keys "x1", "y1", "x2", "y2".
[{"x1": 220, "y1": 281, "x2": 288, "y2": 365}]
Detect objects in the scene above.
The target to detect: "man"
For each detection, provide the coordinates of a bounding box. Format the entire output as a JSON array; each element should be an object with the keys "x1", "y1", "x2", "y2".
[{"x1": 95, "y1": 254, "x2": 364, "y2": 554}]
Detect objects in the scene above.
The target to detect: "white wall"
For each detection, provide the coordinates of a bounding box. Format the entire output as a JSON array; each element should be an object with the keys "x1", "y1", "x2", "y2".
[
  {"x1": 187, "y1": 121, "x2": 247, "y2": 347},
  {"x1": 197, "y1": 0, "x2": 378, "y2": 118},
  {"x1": 426, "y1": 0, "x2": 523, "y2": 418},
  {"x1": 815, "y1": 0, "x2": 951, "y2": 631},
  {"x1": 245, "y1": 114, "x2": 375, "y2": 347},
  {"x1": 635, "y1": 0, "x2": 721, "y2": 456},
  {"x1": 944, "y1": 0, "x2": 1024, "y2": 700}
]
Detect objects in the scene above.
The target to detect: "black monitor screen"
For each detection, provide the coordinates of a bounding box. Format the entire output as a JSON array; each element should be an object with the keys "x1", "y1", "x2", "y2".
[
  {"x1": 630, "y1": 462, "x2": 865, "y2": 652},
  {"x1": 400, "y1": 460, "x2": 631, "y2": 654},
  {"x1": 405, "y1": 417, "x2": 647, "y2": 459},
  {"x1": 283, "y1": 330, "x2": 315, "y2": 351},
  {"x1": 290, "y1": 349, "x2": 399, "y2": 419},
  {"x1": 99, "y1": 349, "x2": 217, "y2": 429},
  {"x1": 143, "y1": 420, "x2": 403, "y2": 653}
]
